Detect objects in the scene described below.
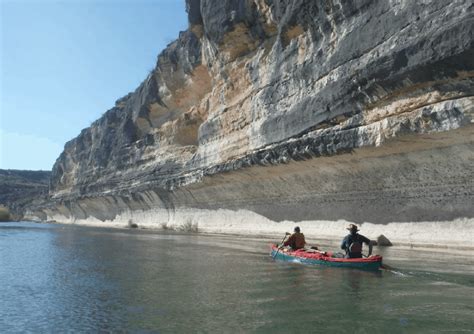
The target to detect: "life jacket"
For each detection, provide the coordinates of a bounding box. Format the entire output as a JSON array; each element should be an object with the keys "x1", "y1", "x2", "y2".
[
  {"x1": 349, "y1": 241, "x2": 362, "y2": 253},
  {"x1": 346, "y1": 234, "x2": 363, "y2": 258},
  {"x1": 286, "y1": 232, "x2": 306, "y2": 249}
]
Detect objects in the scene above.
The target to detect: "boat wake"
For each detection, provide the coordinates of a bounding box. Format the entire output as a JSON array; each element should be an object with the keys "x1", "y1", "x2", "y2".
[{"x1": 380, "y1": 264, "x2": 410, "y2": 277}]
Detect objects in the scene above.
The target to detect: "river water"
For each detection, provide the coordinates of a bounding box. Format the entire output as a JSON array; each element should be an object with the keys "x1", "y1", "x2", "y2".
[{"x1": 1, "y1": 222, "x2": 473, "y2": 333}]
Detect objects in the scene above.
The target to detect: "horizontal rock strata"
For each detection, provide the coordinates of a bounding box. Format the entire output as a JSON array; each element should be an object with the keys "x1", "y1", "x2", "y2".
[{"x1": 29, "y1": 0, "x2": 474, "y2": 247}]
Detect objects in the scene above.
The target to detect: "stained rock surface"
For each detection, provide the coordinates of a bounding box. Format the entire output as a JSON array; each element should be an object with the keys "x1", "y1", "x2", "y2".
[{"x1": 32, "y1": 0, "x2": 474, "y2": 247}]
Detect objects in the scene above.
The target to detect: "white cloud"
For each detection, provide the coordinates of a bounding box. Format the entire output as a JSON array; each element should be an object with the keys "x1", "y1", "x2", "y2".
[{"x1": 0, "y1": 129, "x2": 63, "y2": 170}]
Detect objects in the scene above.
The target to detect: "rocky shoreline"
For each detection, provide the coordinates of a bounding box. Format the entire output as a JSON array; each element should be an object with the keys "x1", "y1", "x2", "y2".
[{"x1": 29, "y1": 217, "x2": 473, "y2": 252}]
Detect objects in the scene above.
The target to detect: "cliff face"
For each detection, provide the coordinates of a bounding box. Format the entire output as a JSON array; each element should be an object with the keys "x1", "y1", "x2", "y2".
[{"x1": 40, "y1": 0, "x2": 474, "y2": 246}]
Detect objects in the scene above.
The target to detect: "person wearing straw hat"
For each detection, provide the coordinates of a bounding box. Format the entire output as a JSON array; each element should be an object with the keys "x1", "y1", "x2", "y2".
[{"x1": 341, "y1": 224, "x2": 372, "y2": 258}]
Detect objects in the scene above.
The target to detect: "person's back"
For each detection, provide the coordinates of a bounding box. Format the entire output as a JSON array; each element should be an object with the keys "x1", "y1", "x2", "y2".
[
  {"x1": 284, "y1": 226, "x2": 306, "y2": 250},
  {"x1": 341, "y1": 224, "x2": 371, "y2": 258}
]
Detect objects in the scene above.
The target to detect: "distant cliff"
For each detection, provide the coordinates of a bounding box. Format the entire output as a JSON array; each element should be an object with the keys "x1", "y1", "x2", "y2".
[
  {"x1": 33, "y1": 0, "x2": 474, "y2": 247},
  {"x1": 0, "y1": 170, "x2": 51, "y2": 220}
]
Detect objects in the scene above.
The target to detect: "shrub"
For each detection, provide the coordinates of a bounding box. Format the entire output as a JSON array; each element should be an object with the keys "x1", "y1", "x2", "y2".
[
  {"x1": 178, "y1": 219, "x2": 198, "y2": 233},
  {"x1": 160, "y1": 222, "x2": 171, "y2": 230},
  {"x1": 0, "y1": 207, "x2": 10, "y2": 222}
]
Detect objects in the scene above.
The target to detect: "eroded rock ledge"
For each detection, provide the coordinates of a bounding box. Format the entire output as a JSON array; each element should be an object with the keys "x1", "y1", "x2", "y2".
[{"x1": 28, "y1": 0, "x2": 474, "y2": 247}]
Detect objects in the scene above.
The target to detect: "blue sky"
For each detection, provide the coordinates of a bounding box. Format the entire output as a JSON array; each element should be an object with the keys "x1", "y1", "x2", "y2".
[{"x1": 0, "y1": 0, "x2": 188, "y2": 170}]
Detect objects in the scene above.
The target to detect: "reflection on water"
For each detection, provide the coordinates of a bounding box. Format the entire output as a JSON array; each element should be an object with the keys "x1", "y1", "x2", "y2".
[{"x1": 0, "y1": 222, "x2": 473, "y2": 332}]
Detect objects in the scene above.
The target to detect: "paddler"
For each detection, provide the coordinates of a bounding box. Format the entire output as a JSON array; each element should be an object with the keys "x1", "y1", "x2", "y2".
[
  {"x1": 341, "y1": 224, "x2": 373, "y2": 258},
  {"x1": 282, "y1": 226, "x2": 306, "y2": 250}
]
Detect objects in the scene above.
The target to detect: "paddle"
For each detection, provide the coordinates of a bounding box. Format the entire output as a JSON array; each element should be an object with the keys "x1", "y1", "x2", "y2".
[
  {"x1": 363, "y1": 241, "x2": 374, "y2": 258},
  {"x1": 272, "y1": 233, "x2": 290, "y2": 259}
]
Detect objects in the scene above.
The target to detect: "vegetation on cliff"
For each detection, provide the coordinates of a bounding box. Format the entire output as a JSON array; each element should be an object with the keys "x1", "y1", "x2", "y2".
[
  {"x1": 0, "y1": 170, "x2": 51, "y2": 220},
  {"x1": 0, "y1": 206, "x2": 10, "y2": 221}
]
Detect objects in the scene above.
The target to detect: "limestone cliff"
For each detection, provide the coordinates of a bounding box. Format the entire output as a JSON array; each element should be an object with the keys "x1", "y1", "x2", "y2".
[{"x1": 36, "y1": 0, "x2": 474, "y2": 247}]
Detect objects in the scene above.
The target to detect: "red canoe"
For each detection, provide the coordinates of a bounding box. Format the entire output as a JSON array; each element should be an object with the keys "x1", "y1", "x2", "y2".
[{"x1": 270, "y1": 244, "x2": 383, "y2": 270}]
